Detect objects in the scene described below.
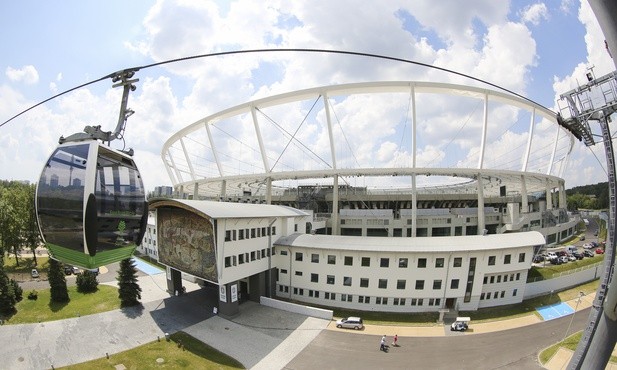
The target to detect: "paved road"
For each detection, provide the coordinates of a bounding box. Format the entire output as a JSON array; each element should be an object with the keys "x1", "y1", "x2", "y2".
[{"x1": 285, "y1": 309, "x2": 590, "y2": 370}]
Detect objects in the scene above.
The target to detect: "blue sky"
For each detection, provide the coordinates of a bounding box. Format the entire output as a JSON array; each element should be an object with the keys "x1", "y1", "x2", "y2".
[{"x1": 1, "y1": 0, "x2": 615, "y2": 192}]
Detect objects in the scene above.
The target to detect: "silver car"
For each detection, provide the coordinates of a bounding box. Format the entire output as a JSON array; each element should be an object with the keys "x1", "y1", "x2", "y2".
[{"x1": 336, "y1": 317, "x2": 364, "y2": 330}]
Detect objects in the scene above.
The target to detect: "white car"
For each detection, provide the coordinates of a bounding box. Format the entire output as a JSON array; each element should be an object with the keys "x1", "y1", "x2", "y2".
[
  {"x1": 336, "y1": 317, "x2": 364, "y2": 330},
  {"x1": 31, "y1": 268, "x2": 40, "y2": 278},
  {"x1": 546, "y1": 252, "x2": 558, "y2": 260}
]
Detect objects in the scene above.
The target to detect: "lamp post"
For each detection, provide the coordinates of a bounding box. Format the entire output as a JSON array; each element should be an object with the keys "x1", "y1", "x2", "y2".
[{"x1": 564, "y1": 291, "x2": 585, "y2": 342}]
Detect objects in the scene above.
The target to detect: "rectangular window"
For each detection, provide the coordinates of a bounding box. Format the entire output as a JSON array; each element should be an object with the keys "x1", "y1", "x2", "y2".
[
  {"x1": 376, "y1": 297, "x2": 381, "y2": 304},
  {"x1": 280, "y1": 269, "x2": 287, "y2": 274},
  {"x1": 361, "y1": 257, "x2": 370, "y2": 267},
  {"x1": 417, "y1": 298, "x2": 424, "y2": 306},
  {"x1": 411, "y1": 298, "x2": 417, "y2": 306},
  {"x1": 295, "y1": 271, "x2": 303, "y2": 276},
  {"x1": 280, "y1": 250, "x2": 288, "y2": 256},
  {"x1": 251, "y1": 228, "x2": 256, "y2": 238},
  {"x1": 239, "y1": 229, "x2": 245, "y2": 240},
  {"x1": 433, "y1": 280, "x2": 442, "y2": 290},
  {"x1": 480, "y1": 293, "x2": 485, "y2": 300},
  {"x1": 435, "y1": 258, "x2": 444, "y2": 268},
  {"x1": 393, "y1": 298, "x2": 399, "y2": 305},
  {"x1": 239, "y1": 254, "x2": 245, "y2": 264},
  {"x1": 418, "y1": 258, "x2": 427, "y2": 268},
  {"x1": 311, "y1": 273, "x2": 318, "y2": 283},
  {"x1": 261, "y1": 249, "x2": 266, "y2": 258},
  {"x1": 272, "y1": 226, "x2": 276, "y2": 235},
  {"x1": 311, "y1": 254, "x2": 319, "y2": 263},
  {"x1": 295, "y1": 252, "x2": 303, "y2": 261},
  {"x1": 500, "y1": 291, "x2": 505, "y2": 298},
  {"x1": 519, "y1": 252, "x2": 525, "y2": 263},
  {"x1": 327, "y1": 275, "x2": 335, "y2": 284},
  {"x1": 450, "y1": 279, "x2": 459, "y2": 289},
  {"x1": 490, "y1": 276, "x2": 495, "y2": 284},
  {"x1": 360, "y1": 278, "x2": 369, "y2": 288},
  {"x1": 415, "y1": 280, "x2": 425, "y2": 290},
  {"x1": 378, "y1": 279, "x2": 387, "y2": 289},
  {"x1": 398, "y1": 258, "x2": 408, "y2": 268},
  {"x1": 488, "y1": 256, "x2": 496, "y2": 265},
  {"x1": 513, "y1": 288, "x2": 518, "y2": 296},
  {"x1": 453, "y1": 257, "x2": 462, "y2": 267},
  {"x1": 327, "y1": 255, "x2": 336, "y2": 264},
  {"x1": 225, "y1": 230, "x2": 231, "y2": 242},
  {"x1": 225, "y1": 256, "x2": 231, "y2": 267},
  {"x1": 344, "y1": 256, "x2": 353, "y2": 266},
  {"x1": 232, "y1": 255, "x2": 237, "y2": 266},
  {"x1": 232, "y1": 230, "x2": 236, "y2": 240},
  {"x1": 261, "y1": 227, "x2": 266, "y2": 236},
  {"x1": 504, "y1": 254, "x2": 511, "y2": 264},
  {"x1": 483, "y1": 276, "x2": 488, "y2": 284},
  {"x1": 516, "y1": 273, "x2": 520, "y2": 280},
  {"x1": 497, "y1": 275, "x2": 501, "y2": 283},
  {"x1": 380, "y1": 258, "x2": 389, "y2": 267},
  {"x1": 343, "y1": 276, "x2": 352, "y2": 286},
  {"x1": 397, "y1": 279, "x2": 406, "y2": 289},
  {"x1": 493, "y1": 292, "x2": 499, "y2": 299}
]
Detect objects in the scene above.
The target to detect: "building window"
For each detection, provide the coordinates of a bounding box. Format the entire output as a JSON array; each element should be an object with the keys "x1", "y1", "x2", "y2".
[
  {"x1": 225, "y1": 256, "x2": 231, "y2": 267},
  {"x1": 327, "y1": 255, "x2": 336, "y2": 264},
  {"x1": 497, "y1": 275, "x2": 501, "y2": 283},
  {"x1": 433, "y1": 280, "x2": 442, "y2": 290},
  {"x1": 513, "y1": 289, "x2": 518, "y2": 296},
  {"x1": 280, "y1": 269, "x2": 287, "y2": 274},
  {"x1": 280, "y1": 250, "x2": 288, "y2": 256},
  {"x1": 500, "y1": 291, "x2": 505, "y2": 298},
  {"x1": 232, "y1": 255, "x2": 237, "y2": 266},
  {"x1": 295, "y1": 271, "x2": 303, "y2": 276},
  {"x1": 504, "y1": 254, "x2": 511, "y2": 264},
  {"x1": 397, "y1": 279, "x2": 406, "y2": 289},
  {"x1": 225, "y1": 230, "x2": 231, "y2": 242},
  {"x1": 360, "y1": 278, "x2": 369, "y2": 288},
  {"x1": 251, "y1": 228, "x2": 256, "y2": 238},
  {"x1": 378, "y1": 279, "x2": 387, "y2": 289},
  {"x1": 493, "y1": 292, "x2": 499, "y2": 299},
  {"x1": 415, "y1": 280, "x2": 424, "y2": 290},
  {"x1": 295, "y1": 252, "x2": 303, "y2": 261},
  {"x1": 239, "y1": 229, "x2": 244, "y2": 240},
  {"x1": 435, "y1": 258, "x2": 444, "y2": 268},
  {"x1": 344, "y1": 256, "x2": 353, "y2": 266},
  {"x1": 450, "y1": 279, "x2": 459, "y2": 289},
  {"x1": 418, "y1": 258, "x2": 427, "y2": 268},
  {"x1": 361, "y1": 257, "x2": 370, "y2": 267},
  {"x1": 343, "y1": 276, "x2": 352, "y2": 286},
  {"x1": 488, "y1": 256, "x2": 496, "y2": 266},
  {"x1": 453, "y1": 257, "x2": 462, "y2": 267},
  {"x1": 399, "y1": 258, "x2": 408, "y2": 268},
  {"x1": 516, "y1": 273, "x2": 520, "y2": 280},
  {"x1": 311, "y1": 254, "x2": 319, "y2": 263},
  {"x1": 519, "y1": 252, "x2": 525, "y2": 263},
  {"x1": 480, "y1": 293, "x2": 485, "y2": 300},
  {"x1": 239, "y1": 254, "x2": 244, "y2": 264},
  {"x1": 311, "y1": 273, "x2": 318, "y2": 283},
  {"x1": 380, "y1": 258, "x2": 389, "y2": 268},
  {"x1": 327, "y1": 275, "x2": 335, "y2": 284},
  {"x1": 490, "y1": 276, "x2": 495, "y2": 284}
]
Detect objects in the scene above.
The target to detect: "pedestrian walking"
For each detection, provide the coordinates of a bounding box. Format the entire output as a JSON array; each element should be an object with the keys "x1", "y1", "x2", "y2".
[
  {"x1": 380, "y1": 335, "x2": 386, "y2": 351},
  {"x1": 392, "y1": 334, "x2": 398, "y2": 347}
]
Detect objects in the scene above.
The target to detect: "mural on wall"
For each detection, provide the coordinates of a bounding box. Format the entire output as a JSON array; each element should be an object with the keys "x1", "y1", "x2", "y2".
[{"x1": 157, "y1": 207, "x2": 218, "y2": 283}]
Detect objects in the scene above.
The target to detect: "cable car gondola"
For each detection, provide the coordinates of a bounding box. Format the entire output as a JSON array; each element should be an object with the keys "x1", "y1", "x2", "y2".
[{"x1": 35, "y1": 71, "x2": 148, "y2": 269}]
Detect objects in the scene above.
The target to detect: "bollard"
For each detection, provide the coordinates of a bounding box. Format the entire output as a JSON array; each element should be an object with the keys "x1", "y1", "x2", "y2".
[
  {"x1": 106, "y1": 353, "x2": 109, "y2": 359},
  {"x1": 157, "y1": 335, "x2": 160, "y2": 342},
  {"x1": 165, "y1": 333, "x2": 170, "y2": 341}
]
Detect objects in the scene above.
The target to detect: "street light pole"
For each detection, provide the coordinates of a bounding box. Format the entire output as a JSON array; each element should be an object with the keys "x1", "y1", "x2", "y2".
[{"x1": 564, "y1": 292, "x2": 585, "y2": 342}]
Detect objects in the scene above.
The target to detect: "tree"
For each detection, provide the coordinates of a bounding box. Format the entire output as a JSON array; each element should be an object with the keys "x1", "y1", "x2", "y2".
[
  {"x1": 117, "y1": 258, "x2": 142, "y2": 307},
  {"x1": 48, "y1": 259, "x2": 69, "y2": 303},
  {"x1": 0, "y1": 257, "x2": 16, "y2": 316},
  {"x1": 76, "y1": 270, "x2": 99, "y2": 293}
]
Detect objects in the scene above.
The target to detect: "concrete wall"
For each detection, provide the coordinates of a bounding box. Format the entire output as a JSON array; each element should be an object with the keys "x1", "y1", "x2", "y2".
[
  {"x1": 260, "y1": 296, "x2": 333, "y2": 320},
  {"x1": 524, "y1": 262, "x2": 604, "y2": 299}
]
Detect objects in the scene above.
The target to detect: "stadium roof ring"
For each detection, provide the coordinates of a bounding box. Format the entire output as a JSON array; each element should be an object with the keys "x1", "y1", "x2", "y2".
[{"x1": 162, "y1": 80, "x2": 573, "y2": 199}]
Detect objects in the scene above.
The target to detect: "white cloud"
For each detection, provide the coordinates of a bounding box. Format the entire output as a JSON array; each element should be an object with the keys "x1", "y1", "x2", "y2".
[
  {"x1": 5, "y1": 65, "x2": 39, "y2": 84},
  {"x1": 520, "y1": 3, "x2": 549, "y2": 26}
]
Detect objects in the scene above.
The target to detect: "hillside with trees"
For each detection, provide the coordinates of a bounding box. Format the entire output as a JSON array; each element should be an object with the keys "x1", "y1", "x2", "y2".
[{"x1": 566, "y1": 181, "x2": 609, "y2": 211}]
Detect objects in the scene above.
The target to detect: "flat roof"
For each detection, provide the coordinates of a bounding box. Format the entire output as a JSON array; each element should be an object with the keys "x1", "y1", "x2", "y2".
[
  {"x1": 274, "y1": 232, "x2": 545, "y2": 253},
  {"x1": 149, "y1": 198, "x2": 309, "y2": 219}
]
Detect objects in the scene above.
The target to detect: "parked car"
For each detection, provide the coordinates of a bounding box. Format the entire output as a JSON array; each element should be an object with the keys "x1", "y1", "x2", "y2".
[
  {"x1": 64, "y1": 265, "x2": 73, "y2": 275},
  {"x1": 72, "y1": 266, "x2": 81, "y2": 275},
  {"x1": 450, "y1": 317, "x2": 470, "y2": 332},
  {"x1": 572, "y1": 251, "x2": 584, "y2": 260},
  {"x1": 583, "y1": 250, "x2": 594, "y2": 257},
  {"x1": 533, "y1": 255, "x2": 544, "y2": 263},
  {"x1": 336, "y1": 317, "x2": 364, "y2": 330},
  {"x1": 580, "y1": 235, "x2": 585, "y2": 241},
  {"x1": 546, "y1": 252, "x2": 558, "y2": 260},
  {"x1": 31, "y1": 268, "x2": 39, "y2": 278},
  {"x1": 582, "y1": 243, "x2": 593, "y2": 249},
  {"x1": 550, "y1": 257, "x2": 562, "y2": 265},
  {"x1": 596, "y1": 248, "x2": 605, "y2": 254},
  {"x1": 567, "y1": 254, "x2": 577, "y2": 262},
  {"x1": 591, "y1": 241, "x2": 599, "y2": 248},
  {"x1": 558, "y1": 256, "x2": 569, "y2": 264}
]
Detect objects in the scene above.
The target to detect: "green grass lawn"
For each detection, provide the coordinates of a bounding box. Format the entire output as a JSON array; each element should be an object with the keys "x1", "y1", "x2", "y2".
[
  {"x1": 539, "y1": 331, "x2": 617, "y2": 366},
  {"x1": 59, "y1": 331, "x2": 245, "y2": 369}
]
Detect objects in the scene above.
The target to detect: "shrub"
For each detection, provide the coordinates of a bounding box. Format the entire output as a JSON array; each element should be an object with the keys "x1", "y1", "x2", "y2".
[
  {"x1": 27, "y1": 290, "x2": 38, "y2": 300},
  {"x1": 10, "y1": 279, "x2": 23, "y2": 302},
  {"x1": 76, "y1": 270, "x2": 99, "y2": 293}
]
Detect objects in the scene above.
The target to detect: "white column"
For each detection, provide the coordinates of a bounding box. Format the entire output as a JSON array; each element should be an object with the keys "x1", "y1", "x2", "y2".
[
  {"x1": 323, "y1": 93, "x2": 337, "y2": 170},
  {"x1": 478, "y1": 93, "x2": 489, "y2": 169},
  {"x1": 522, "y1": 108, "x2": 535, "y2": 172},
  {"x1": 520, "y1": 175, "x2": 528, "y2": 213},
  {"x1": 411, "y1": 173, "x2": 417, "y2": 237},
  {"x1": 477, "y1": 175, "x2": 485, "y2": 235},
  {"x1": 266, "y1": 177, "x2": 272, "y2": 205},
  {"x1": 546, "y1": 182, "x2": 553, "y2": 210},
  {"x1": 332, "y1": 176, "x2": 339, "y2": 235},
  {"x1": 559, "y1": 181, "x2": 566, "y2": 209}
]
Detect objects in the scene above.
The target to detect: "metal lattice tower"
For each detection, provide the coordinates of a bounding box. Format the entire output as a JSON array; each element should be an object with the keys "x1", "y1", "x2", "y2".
[{"x1": 558, "y1": 70, "x2": 617, "y2": 369}]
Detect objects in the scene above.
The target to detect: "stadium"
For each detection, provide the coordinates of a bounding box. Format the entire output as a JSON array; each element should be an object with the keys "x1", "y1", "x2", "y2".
[{"x1": 149, "y1": 80, "x2": 580, "y2": 314}]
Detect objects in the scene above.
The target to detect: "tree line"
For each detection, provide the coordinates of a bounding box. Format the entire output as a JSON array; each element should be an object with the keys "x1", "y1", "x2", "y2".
[{"x1": 566, "y1": 181, "x2": 609, "y2": 211}]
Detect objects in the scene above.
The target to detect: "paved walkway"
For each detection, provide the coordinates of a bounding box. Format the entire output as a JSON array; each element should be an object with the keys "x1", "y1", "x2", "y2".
[{"x1": 0, "y1": 267, "x2": 615, "y2": 369}]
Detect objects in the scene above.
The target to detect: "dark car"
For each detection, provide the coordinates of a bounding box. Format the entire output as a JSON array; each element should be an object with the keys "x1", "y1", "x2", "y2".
[
  {"x1": 533, "y1": 255, "x2": 544, "y2": 263},
  {"x1": 572, "y1": 251, "x2": 584, "y2": 260},
  {"x1": 64, "y1": 265, "x2": 73, "y2": 275},
  {"x1": 550, "y1": 257, "x2": 562, "y2": 265},
  {"x1": 583, "y1": 250, "x2": 594, "y2": 257}
]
